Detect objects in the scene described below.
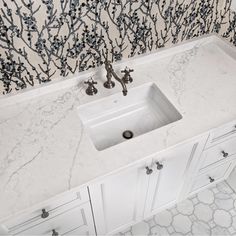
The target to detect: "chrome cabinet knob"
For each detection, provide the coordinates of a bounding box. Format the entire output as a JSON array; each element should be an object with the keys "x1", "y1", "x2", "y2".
[
  {"x1": 145, "y1": 166, "x2": 153, "y2": 175},
  {"x1": 222, "y1": 151, "x2": 229, "y2": 158},
  {"x1": 52, "y1": 229, "x2": 59, "y2": 236},
  {"x1": 156, "y1": 162, "x2": 163, "y2": 170},
  {"x1": 209, "y1": 176, "x2": 215, "y2": 183},
  {"x1": 41, "y1": 209, "x2": 49, "y2": 219}
]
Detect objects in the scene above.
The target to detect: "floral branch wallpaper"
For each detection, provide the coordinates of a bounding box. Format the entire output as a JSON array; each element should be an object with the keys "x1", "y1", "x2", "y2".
[
  {"x1": 223, "y1": 4, "x2": 236, "y2": 45},
  {"x1": 0, "y1": 0, "x2": 234, "y2": 95}
]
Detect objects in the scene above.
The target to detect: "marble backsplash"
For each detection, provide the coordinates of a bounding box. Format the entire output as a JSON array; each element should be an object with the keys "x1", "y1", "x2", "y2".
[{"x1": 0, "y1": 0, "x2": 234, "y2": 95}]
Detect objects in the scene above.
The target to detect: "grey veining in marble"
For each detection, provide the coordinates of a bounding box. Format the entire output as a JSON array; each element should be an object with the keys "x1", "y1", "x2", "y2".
[{"x1": 1, "y1": 36, "x2": 236, "y2": 221}]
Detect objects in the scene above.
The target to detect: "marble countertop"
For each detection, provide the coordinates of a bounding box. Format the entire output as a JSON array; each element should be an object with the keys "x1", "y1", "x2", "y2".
[{"x1": 1, "y1": 35, "x2": 236, "y2": 222}]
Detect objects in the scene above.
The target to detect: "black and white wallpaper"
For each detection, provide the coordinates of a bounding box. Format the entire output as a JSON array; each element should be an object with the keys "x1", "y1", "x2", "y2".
[
  {"x1": 0, "y1": 0, "x2": 234, "y2": 95},
  {"x1": 223, "y1": 6, "x2": 236, "y2": 46}
]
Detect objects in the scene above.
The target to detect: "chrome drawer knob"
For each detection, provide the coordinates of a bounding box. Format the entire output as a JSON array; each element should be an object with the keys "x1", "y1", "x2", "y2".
[
  {"x1": 222, "y1": 151, "x2": 229, "y2": 158},
  {"x1": 41, "y1": 209, "x2": 49, "y2": 219},
  {"x1": 209, "y1": 176, "x2": 215, "y2": 183},
  {"x1": 52, "y1": 229, "x2": 59, "y2": 236},
  {"x1": 156, "y1": 162, "x2": 163, "y2": 170},
  {"x1": 145, "y1": 166, "x2": 153, "y2": 175}
]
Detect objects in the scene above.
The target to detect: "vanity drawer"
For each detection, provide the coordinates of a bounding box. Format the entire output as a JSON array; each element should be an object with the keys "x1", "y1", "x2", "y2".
[
  {"x1": 200, "y1": 137, "x2": 236, "y2": 170},
  {"x1": 14, "y1": 202, "x2": 94, "y2": 235},
  {"x1": 4, "y1": 187, "x2": 89, "y2": 234},
  {"x1": 191, "y1": 161, "x2": 234, "y2": 194},
  {"x1": 206, "y1": 121, "x2": 236, "y2": 148},
  {"x1": 65, "y1": 225, "x2": 92, "y2": 236}
]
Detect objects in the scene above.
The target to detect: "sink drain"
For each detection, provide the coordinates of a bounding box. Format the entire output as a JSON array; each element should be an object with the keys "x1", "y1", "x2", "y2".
[{"x1": 122, "y1": 130, "x2": 134, "y2": 139}]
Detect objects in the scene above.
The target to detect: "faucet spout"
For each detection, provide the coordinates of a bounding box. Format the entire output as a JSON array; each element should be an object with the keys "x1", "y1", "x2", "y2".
[
  {"x1": 110, "y1": 70, "x2": 128, "y2": 96},
  {"x1": 122, "y1": 89, "x2": 128, "y2": 96},
  {"x1": 104, "y1": 61, "x2": 128, "y2": 96}
]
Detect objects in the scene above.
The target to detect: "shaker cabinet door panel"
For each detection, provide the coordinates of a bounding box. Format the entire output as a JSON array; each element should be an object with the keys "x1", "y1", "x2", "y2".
[
  {"x1": 144, "y1": 141, "x2": 201, "y2": 217},
  {"x1": 89, "y1": 160, "x2": 151, "y2": 235}
]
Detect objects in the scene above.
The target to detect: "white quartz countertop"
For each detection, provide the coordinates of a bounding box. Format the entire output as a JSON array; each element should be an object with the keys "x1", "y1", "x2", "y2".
[{"x1": 1, "y1": 35, "x2": 236, "y2": 221}]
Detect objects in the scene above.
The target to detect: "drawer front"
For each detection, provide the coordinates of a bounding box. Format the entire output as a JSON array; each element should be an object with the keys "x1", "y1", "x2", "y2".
[
  {"x1": 64, "y1": 225, "x2": 92, "y2": 236},
  {"x1": 206, "y1": 121, "x2": 236, "y2": 148},
  {"x1": 13, "y1": 202, "x2": 94, "y2": 235},
  {"x1": 200, "y1": 137, "x2": 236, "y2": 170},
  {"x1": 191, "y1": 161, "x2": 235, "y2": 194},
  {"x1": 4, "y1": 187, "x2": 89, "y2": 233}
]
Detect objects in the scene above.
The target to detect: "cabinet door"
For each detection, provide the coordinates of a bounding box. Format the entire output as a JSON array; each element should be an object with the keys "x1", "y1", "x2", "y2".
[
  {"x1": 89, "y1": 160, "x2": 151, "y2": 235},
  {"x1": 144, "y1": 139, "x2": 205, "y2": 217}
]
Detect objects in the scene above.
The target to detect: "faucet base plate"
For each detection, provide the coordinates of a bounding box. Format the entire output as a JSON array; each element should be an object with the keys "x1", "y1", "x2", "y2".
[{"x1": 104, "y1": 80, "x2": 115, "y2": 89}]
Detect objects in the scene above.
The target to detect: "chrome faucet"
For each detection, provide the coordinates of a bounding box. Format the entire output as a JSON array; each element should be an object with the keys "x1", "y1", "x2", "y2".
[{"x1": 104, "y1": 60, "x2": 133, "y2": 96}]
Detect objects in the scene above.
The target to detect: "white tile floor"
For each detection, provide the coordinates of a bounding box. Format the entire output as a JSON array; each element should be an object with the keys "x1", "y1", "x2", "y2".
[{"x1": 117, "y1": 182, "x2": 236, "y2": 235}]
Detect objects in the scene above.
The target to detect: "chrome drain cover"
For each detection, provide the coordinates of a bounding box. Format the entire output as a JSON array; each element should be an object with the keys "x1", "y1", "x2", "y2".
[{"x1": 122, "y1": 130, "x2": 134, "y2": 139}]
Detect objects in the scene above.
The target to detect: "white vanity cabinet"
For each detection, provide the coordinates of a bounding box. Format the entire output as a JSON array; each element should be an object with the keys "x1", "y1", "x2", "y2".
[
  {"x1": 3, "y1": 120, "x2": 236, "y2": 236},
  {"x1": 89, "y1": 159, "x2": 152, "y2": 235},
  {"x1": 89, "y1": 136, "x2": 208, "y2": 235}
]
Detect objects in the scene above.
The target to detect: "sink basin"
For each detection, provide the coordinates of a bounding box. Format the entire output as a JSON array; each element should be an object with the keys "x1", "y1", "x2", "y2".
[{"x1": 78, "y1": 83, "x2": 182, "y2": 151}]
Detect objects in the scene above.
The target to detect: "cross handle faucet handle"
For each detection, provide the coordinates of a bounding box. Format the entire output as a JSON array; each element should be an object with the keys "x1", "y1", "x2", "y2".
[
  {"x1": 121, "y1": 67, "x2": 134, "y2": 84},
  {"x1": 84, "y1": 78, "x2": 98, "y2": 96},
  {"x1": 84, "y1": 78, "x2": 97, "y2": 86},
  {"x1": 121, "y1": 67, "x2": 134, "y2": 74}
]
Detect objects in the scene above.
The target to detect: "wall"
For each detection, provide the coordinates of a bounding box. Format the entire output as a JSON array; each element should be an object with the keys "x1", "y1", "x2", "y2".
[
  {"x1": 220, "y1": 3, "x2": 236, "y2": 46},
  {"x1": 0, "y1": 0, "x2": 232, "y2": 95}
]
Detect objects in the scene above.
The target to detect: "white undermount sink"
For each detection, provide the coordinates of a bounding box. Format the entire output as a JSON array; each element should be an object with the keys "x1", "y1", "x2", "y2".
[{"x1": 78, "y1": 83, "x2": 182, "y2": 151}]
